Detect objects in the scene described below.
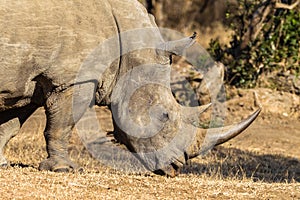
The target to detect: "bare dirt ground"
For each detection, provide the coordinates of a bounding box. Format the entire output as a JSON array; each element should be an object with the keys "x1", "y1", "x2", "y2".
[{"x1": 0, "y1": 88, "x2": 299, "y2": 199}]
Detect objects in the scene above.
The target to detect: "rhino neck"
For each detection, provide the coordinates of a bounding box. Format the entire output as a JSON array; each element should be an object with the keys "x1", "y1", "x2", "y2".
[{"x1": 94, "y1": 0, "x2": 164, "y2": 106}]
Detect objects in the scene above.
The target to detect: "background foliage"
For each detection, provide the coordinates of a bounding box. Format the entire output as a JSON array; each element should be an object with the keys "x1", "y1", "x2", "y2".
[
  {"x1": 140, "y1": 0, "x2": 300, "y2": 91},
  {"x1": 209, "y1": 0, "x2": 300, "y2": 88}
]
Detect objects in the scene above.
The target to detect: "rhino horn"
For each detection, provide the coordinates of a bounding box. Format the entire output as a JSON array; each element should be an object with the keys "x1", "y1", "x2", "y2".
[
  {"x1": 186, "y1": 107, "x2": 262, "y2": 159},
  {"x1": 160, "y1": 32, "x2": 197, "y2": 55},
  {"x1": 180, "y1": 103, "x2": 212, "y2": 125}
]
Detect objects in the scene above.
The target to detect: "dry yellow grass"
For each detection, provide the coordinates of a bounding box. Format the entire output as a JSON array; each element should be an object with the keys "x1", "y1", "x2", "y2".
[
  {"x1": 1, "y1": 95, "x2": 300, "y2": 199},
  {"x1": 0, "y1": 167, "x2": 299, "y2": 200}
]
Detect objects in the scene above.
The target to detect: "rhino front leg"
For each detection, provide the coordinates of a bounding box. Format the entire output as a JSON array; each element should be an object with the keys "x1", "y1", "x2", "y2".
[
  {"x1": 39, "y1": 88, "x2": 78, "y2": 172},
  {"x1": 39, "y1": 84, "x2": 94, "y2": 172}
]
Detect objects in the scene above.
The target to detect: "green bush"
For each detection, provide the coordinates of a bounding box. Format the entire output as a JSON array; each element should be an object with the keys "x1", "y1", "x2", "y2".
[{"x1": 209, "y1": 0, "x2": 300, "y2": 88}]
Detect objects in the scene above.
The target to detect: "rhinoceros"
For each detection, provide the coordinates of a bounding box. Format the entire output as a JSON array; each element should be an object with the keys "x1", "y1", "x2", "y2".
[{"x1": 0, "y1": 0, "x2": 261, "y2": 176}]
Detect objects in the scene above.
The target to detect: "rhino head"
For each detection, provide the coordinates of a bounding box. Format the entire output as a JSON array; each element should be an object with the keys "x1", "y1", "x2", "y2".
[
  {"x1": 103, "y1": 31, "x2": 262, "y2": 177},
  {"x1": 75, "y1": 29, "x2": 261, "y2": 177}
]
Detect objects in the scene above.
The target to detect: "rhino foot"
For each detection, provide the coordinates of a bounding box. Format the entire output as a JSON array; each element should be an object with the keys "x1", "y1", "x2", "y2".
[{"x1": 38, "y1": 157, "x2": 82, "y2": 173}]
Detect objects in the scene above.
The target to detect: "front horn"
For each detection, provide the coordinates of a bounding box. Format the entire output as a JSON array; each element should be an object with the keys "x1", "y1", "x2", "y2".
[{"x1": 186, "y1": 106, "x2": 262, "y2": 159}]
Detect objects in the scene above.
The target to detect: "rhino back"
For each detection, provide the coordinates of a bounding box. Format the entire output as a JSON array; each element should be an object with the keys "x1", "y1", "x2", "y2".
[{"x1": 0, "y1": 0, "x2": 120, "y2": 109}]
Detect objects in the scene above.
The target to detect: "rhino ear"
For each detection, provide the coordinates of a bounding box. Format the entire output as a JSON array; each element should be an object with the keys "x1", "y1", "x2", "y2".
[{"x1": 158, "y1": 32, "x2": 197, "y2": 56}]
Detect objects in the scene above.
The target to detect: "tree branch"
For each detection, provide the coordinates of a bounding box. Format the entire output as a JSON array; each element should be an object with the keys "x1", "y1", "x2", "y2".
[
  {"x1": 239, "y1": 0, "x2": 274, "y2": 51},
  {"x1": 237, "y1": 0, "x2": 299, "y2": 54},
  {"x1": 275, "y1": 0, "x2": 299, "y2": 10}
]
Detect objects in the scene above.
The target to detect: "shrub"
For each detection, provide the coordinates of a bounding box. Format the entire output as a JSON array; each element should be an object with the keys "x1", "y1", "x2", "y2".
[{"x1": 209, "y1": 0, "x2": 300, "y2": 88}]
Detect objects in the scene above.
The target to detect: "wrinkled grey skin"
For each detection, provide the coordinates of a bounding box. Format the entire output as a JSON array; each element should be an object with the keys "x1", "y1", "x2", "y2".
[{"x1": 0, "y1": 0, "x2": 261, "y2": 176}]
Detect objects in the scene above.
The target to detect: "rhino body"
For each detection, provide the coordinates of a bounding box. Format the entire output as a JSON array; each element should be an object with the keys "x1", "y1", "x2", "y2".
[{"x1": 0, "y1": 0, "x2": 260, "y2": 176}]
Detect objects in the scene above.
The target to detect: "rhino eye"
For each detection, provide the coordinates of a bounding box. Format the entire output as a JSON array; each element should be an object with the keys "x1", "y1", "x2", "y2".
[
  {"x1": 169, "y1": 55, "x2": 173, "y2": 65},
  {"x1": 160, "y1": 112, "x2": 169, "y2": 122}
]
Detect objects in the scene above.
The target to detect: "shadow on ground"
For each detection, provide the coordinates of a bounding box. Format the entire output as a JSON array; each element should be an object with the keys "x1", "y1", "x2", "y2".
[
  {"x1": 10, "y1": 163, "x2": 34, "y2": 168},
  {"x1": 182, "y1": 146, "x2": 300, "y2": 183}
]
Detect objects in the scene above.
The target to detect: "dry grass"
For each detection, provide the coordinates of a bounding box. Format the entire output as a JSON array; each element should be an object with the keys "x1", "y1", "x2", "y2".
[
  {"x1": 1, "y1": 167, "x2": 299, "y2": 200},
  {"x1": 1, "y1": 101, "x2": 300, "y2": 199},
  {"x1": 2, "y1": 144, "x2": 300, "y2": 200}
]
